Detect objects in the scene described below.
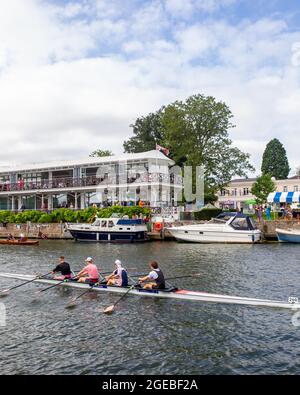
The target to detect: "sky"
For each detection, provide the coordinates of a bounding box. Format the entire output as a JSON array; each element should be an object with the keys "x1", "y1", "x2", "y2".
[{"x1": 0, "y1": 0, "x2": 300, "y2": 175}]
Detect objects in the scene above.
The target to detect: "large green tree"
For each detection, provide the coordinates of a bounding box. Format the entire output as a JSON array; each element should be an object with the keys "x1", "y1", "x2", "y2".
[
  {"x1": 123, "y1": 94, "x2": 255, "y2": 202},
  {"x1": 123, "y1": 110, "x2": 164, "y2": 153},
  {"x1": 261, "y1": 138, "x2": 290, "y2": 179},
  {"x1": 251, "y1": 174, "x2": 276, "y2": 204},
  {"x1": 162, "y1": 95, "x2": 254, "y2": 189}
]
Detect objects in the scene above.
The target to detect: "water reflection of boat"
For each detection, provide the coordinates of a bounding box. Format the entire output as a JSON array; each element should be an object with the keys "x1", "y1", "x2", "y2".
[
  {"x1": 167, "y1": 212, "x2": 262, "y2": 244},
  {"x1": 276, "y1": 228, "x2": 300, "y2": 243}
]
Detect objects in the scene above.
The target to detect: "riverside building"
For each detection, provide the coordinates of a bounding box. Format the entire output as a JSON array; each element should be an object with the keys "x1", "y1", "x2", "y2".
[{"x1": 0, "y1": 151, "x2": 182, "y2": 211}]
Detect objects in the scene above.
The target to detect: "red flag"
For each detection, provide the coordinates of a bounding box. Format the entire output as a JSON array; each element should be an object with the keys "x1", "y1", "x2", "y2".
[{"x1": 156, "y1": 144, "x2": 170, "y2": 156}]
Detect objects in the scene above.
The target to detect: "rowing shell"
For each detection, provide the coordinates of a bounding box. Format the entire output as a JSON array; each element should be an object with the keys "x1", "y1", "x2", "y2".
[{"x1": 0, "y1": 272, "x2": 299, "y2": 310}]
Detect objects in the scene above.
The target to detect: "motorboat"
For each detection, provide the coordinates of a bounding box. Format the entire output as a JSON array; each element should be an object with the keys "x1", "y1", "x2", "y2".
[
  {"x1": 167, "y1": 212, "x2": 261, "y2": 243},
  {"x1": 276, "y1": 228, "x2": 300, "y2": 243},
  {"x1": 66, "y1": 216, "x2": 148, "y2": 242}
]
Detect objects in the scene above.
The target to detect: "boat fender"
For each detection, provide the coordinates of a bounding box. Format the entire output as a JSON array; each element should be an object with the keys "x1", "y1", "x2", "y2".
[{"x1": 154, "y1": 222, "x2": 163, "y2": 232}]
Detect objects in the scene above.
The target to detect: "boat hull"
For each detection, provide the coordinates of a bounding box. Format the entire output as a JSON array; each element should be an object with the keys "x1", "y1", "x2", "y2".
[
  {"x1": 276, "y1": 229, "x2": 300, "y2": 243},
  {"x1": 0, "y1": 272, "x2": 298, "y2": 310},
  {"x1": 0, "y1": 240, "x2": 39, "y2": 246},
  {"x1": 69, "y1": 230, "x2": 148, "y2": 243},
  {"x1": 167, "y1": 228, "x2": 261, "y2": 244}
]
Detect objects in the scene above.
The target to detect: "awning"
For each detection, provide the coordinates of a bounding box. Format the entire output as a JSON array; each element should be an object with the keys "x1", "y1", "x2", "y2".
[{"x1": 267, "y1": 192, "x2": 300, "y2": 203}]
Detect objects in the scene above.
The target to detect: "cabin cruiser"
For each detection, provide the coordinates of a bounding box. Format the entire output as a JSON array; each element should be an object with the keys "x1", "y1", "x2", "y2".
[
  {"x1": 167, "y1": 212, "x2": 262, "y2": 244},
  {"x1": 66, "y1": 216, "x2": 148, "y2": 242}
]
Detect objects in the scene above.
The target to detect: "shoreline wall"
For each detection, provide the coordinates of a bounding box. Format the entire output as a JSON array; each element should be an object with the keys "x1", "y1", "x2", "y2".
[{"x1": 0, "y1": 223, "x2": 73, "y2": 239}]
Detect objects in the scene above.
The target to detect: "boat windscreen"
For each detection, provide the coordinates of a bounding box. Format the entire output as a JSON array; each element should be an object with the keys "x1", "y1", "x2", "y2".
[{"x1": 230, "y1": 216, "x2": 253, "y2": 231}]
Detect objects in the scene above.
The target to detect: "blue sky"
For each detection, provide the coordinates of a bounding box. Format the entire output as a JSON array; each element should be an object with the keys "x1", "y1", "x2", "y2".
[{"x1": 0, "y1": 0, "x2": 300, "y2": 175}]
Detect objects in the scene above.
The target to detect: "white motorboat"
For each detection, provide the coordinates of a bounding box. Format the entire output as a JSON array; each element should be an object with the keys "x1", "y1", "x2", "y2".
[{"x1": 167, "y1": 212, "x2": 262, "y2": 244}]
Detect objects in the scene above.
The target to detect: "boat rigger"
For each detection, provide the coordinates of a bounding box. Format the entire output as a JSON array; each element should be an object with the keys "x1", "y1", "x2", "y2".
[{"x1": 0, "y1": 272, "x2": 299, "y2": 310}]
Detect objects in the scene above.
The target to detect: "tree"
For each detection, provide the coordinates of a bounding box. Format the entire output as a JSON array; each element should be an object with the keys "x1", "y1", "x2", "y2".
[
  {"x1": 251, "y1": 174, "x2": 276, "y2": 204},
  {"x1": 123, "y1": 94, "x2": 255, "y2": 203},
  {"x1": 123, "y1": 110, "x2": 165, "y2": 153},
  {"x1": 162, "y1": 94, "x2": 255, "y2": 190},
  {"x1": 261, "y1": 139, "x2": 290, "y2": 179},
  {"x1": 90, "y1": 149, "x2": 113, "y2": 158}
]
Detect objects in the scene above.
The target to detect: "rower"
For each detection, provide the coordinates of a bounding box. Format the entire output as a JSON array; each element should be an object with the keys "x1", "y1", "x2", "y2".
[
  {"x1": 19, "y1": 233, "x2": 27, "y2": 242},
  {"x1": 139, "y1": 261, "x2": 165, "y2": 290},
  {"x1": 7, "y1": 233, "x2": 15, "y2": 241},
  {"x1": 76, "y1": 257, "x2": 99, "y2": 285},
  {"x1": 106, "y1": 260, "x2": 128, "y2": 287},
  {"x1": 52, "y1": 256, "x2": 72, "y2": 280}
]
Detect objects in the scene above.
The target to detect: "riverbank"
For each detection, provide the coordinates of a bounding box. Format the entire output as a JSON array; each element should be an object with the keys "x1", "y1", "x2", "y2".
[{"x1": 1, "y1": 219, "x2": 299, "y2": 241}]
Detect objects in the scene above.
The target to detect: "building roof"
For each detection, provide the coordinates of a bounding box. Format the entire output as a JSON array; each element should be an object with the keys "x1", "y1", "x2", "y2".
[
  {"x1": 0, "y1": 150, "x2": 174, "y2": 174},
  {"x1": 230, "y1": 178, "x2": 257, "y2": 183}
]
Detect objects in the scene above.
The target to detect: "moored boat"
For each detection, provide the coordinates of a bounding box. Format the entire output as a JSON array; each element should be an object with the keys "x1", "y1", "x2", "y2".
[
  {"x1": 0, "y1": 240, "x2": 39, "y2": 246},
  {"x1": 276, "y1": 228, "x2": 300, "y2": 243},
  {"x1": 66, "y1": 216, "x2": 148, "y2": 243},
  {"x1": 0, "y1": 272, "x2": 298, "y2": 310},
  {"x1": 167, "y1": 212, "x2": 261, "y2": 244}
]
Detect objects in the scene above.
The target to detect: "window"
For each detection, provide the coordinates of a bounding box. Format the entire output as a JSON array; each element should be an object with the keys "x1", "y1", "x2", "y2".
[
  {"x1": 220, "y1": 189, "x2": 226, "y2": 196},
  {"x1": 101, "y1": 221, "x2": 107, "y2": 227},
  {"x1": 108, "y1": 221, "x2": 114, "y2": 228},
  {"x1": 294, "y1": 185, "x2": 299, "y2": 192},
  {"x1": 283, "y1": 186, "x2": 288, "y2": 192},
  {"x1": 230, "y1": 217, "x2": 250, "y2": 231},
  {"x1": 243, "y1": 188, "x2": 249, "y2": 195}
]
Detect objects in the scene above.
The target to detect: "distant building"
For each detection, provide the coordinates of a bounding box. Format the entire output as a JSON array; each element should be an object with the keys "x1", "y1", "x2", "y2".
[
  {"x1": 0, "y1": 150, "x2": 182, "y2": 211},
  {"x1": 217, "y1": 176, "x2": 300, "y2": 210}
]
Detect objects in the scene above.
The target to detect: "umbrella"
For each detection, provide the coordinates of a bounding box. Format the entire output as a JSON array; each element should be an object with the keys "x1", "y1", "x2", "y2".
[{"x1": 245, "y1": 199, "x2": 257, "y2": 205}]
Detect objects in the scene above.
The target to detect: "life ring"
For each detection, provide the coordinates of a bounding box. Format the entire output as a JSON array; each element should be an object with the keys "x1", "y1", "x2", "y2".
[{"x1": 154, "y1": 222, "x2": 163, "y2": 232}]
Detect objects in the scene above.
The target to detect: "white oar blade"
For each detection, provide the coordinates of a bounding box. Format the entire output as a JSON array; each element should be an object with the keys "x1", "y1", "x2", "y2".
[
  {"x1": 103, "y1": 305, "x2": 115, "y2": 314},
  {"x1": 0, "y1": 290, "x2": 9, "y2": 297}
]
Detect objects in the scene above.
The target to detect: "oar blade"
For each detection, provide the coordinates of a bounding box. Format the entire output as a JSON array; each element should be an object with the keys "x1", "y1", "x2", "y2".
[
  {"x1": 103, "y1": 305, "x2": 115, "y2": 314},
  {"x1": 0, "y1": 290, "x2": 9, "y2": 298},
  {"x1": 65, "y1": 302, "x2": 77, "y2": 310}
]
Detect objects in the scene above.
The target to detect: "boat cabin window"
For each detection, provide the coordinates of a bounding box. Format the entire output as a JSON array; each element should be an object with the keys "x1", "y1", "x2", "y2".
[
  {"x1": 101, "y1": 220, "x2": 107, "y2": 228},
  {"x1": 93, "y1": 219, "x2": 101, "y2": 226},
  {"x1": 230, "y1": 217, "x2": 250, "y2": 231},
  {"x1": 108, "y1": 220, "x2": 114, "y2": 228}
]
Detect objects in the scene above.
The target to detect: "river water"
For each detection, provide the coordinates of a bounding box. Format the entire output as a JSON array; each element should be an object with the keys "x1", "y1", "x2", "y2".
[{"x1": 0, "y1": 240, "x2": 300, "y2": 375}]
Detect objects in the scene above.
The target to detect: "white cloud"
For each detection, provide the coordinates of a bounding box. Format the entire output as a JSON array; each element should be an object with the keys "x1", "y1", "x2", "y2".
[{"x1": 0, "y1": 0, "x2": 300, "y2": 175}]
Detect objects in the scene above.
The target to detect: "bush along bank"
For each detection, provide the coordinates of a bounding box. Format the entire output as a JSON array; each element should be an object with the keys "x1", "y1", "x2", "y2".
[{"x1": 0, "y1": 206, "x2": 151, "y2": 224}]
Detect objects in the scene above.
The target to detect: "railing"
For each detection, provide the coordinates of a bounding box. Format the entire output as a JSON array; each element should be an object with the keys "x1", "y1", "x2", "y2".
[{"x1": 0, "y1": 173, "x2": 183, "y2": 193}]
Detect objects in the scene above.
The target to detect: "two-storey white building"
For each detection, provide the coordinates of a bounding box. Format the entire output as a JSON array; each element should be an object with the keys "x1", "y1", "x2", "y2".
[{"x1": 0, "y1": 150, "x2": 182, "y2": 211}]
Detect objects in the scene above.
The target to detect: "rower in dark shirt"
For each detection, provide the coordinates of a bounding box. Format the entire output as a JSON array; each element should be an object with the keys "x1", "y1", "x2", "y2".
[
  {"x1": 139, "y1": 261, "x2": 165, "y2": 290},
  {"x1": 52, "y1": 256, "x2": 72, "y2": 280}
]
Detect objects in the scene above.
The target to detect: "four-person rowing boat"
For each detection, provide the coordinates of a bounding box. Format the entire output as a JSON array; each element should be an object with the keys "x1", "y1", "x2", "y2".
[{"x1": 0, "y1": 271, "x2": 299, "y2": 310}]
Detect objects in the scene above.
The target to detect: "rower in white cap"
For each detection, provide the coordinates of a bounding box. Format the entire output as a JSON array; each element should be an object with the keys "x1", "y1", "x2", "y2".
[
  {"x1": 106, "y1": 260, "x2": 128, "y2": 287},
  {"x1": 76, "y1": 257, "x2": 100, "y2": 285}
]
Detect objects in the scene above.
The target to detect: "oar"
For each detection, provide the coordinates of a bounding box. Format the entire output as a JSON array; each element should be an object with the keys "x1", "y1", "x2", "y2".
[
  {"x1": 65, "y1": 285, "x2": 97, "y2": 309},
  {"x1": 65, "y1": 271, "x2": 108, "y2": 309},
  {"x1": 0, "y1": 272, "x2": 52, "y2": 298},
  {"x1": 35, "y1": 278, "x2": 71, "y2": 295},
  {"x1": 103, "y1": 285, "x2": 135, "y2": 315},
  {"x1": 164, "y1": 273, "x2": 201, "y2": 281}
]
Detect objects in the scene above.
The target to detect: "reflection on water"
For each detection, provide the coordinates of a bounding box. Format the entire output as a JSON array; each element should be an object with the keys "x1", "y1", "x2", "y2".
[{"x1": 0, "y1": 240, "x2": 300, "y2": 374}]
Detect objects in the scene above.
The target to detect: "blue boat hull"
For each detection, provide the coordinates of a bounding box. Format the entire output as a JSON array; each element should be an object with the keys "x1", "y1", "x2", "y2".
[
  {"x1": 277, "y1": 232, "x2": 300, "y2": 243},
  {"x1": 69, "y1": 230, "x2": 148, "y2": 243}
]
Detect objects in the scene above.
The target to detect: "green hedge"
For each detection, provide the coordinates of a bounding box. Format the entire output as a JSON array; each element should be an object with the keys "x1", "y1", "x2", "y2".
[{"x1": 0, "y1": 206, "x2": 151, "y2": 224}]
